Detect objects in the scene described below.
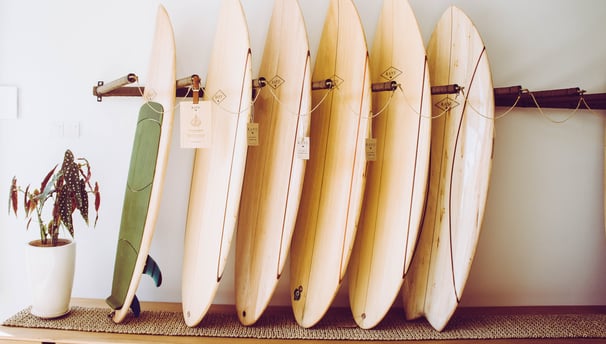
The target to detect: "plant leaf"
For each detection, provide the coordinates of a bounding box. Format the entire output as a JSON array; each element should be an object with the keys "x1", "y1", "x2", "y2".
[
  {"x1": 9, "y1": 177, "x2": 18, "y2": 216},
  {"x1": 78, "y1": 179, "x2": 89, "y2": 225},
  {"x1": 27, "y1": 190, "x2": 39, "y2": 216},
  {"x1": 40, "y1": 165, "x2": 57, "y2": 195},
  {"x1": 94, "y1": 182, "x2": 100, "y2": 212}
]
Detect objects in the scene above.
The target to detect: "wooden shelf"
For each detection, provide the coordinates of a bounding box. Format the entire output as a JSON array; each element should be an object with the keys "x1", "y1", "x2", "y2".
[{"x1": 1, "y1": 299, "x2": 605, "y2": 344}]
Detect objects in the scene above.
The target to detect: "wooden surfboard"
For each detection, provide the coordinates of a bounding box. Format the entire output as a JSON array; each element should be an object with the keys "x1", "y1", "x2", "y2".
[
  {"x1": 181, "y1": 0, "x2": 252, "y2": 328},
  {"x1": 235, "y1": 0, "x2": 311, "y2": 326},
  {"x1": 289, "y1": 0, "x2": 371, "y2": 328},
  {"x1": 347, "y1": 0, "x2": 431, "y2": 330},
  {"x1": 106, "y1": 5, "x2": 176, "y2": 324},
  {"x1": 401, "y1": 5, "x2": 495, "y2": 331}
]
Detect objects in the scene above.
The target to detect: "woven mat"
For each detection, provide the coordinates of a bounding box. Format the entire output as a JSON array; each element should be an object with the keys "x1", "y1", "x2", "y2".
[{"x1": 3, "y1": 306, "x2": 606, "y2": 340}]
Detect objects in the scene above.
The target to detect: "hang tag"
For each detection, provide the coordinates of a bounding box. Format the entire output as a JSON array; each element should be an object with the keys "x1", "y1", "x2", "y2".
[
  {"x1": 296, "y1": 137, "x2": 310, "y2": 160},
  {"x1": 247, "y1": 122, "x2": 259, "y2": 146},
  {"x1": 180, "y1": 101, "x2": 212, "y2": 148},
  {"x1": 365, "y1": 138, "x2": 377, "y2": 162}
]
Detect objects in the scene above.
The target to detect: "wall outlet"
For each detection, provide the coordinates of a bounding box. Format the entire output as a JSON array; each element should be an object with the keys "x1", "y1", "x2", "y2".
[
  {"x1": 52, "y1": 121, "x2": 80, "y2": 138},
  {"x1": 64, "y1": 121, "x2": 80, "y2": 138}
]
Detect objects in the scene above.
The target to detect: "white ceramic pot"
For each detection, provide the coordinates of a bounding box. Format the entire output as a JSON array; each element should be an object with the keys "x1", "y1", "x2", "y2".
[{"x1": 26, "y1": 239, "x2": 76, "y2": 318}]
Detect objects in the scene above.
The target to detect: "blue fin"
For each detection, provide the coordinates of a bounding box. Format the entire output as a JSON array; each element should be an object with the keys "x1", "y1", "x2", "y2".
[
  {"x1": 131, "y1": 295, "x2": 141, "y2": 317},
  {"x1": 143, "y1": 255, "x2": 162, "y2": 287}
]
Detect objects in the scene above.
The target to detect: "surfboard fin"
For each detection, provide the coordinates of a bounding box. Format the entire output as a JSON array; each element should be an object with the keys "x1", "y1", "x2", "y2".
[
  {"x1": 130, "y1": 295, "x2": 141, "y2": 317},
  {"x1": 143, "y1": 255, "x2": 163, "y2": 287}
]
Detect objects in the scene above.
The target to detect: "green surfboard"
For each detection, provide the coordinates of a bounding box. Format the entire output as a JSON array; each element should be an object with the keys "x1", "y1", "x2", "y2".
[
  {"x1": 106, "y1": 103, "x2": 164, "y2": 315},
  {"x1": 105, "y1": 4, "x2": 176, "y2": 323}
]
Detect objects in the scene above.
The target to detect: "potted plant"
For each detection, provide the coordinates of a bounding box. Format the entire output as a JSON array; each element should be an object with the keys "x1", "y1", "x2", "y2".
[{"x1": 8, "y1": 149, "x2": 100, "y2": 318}]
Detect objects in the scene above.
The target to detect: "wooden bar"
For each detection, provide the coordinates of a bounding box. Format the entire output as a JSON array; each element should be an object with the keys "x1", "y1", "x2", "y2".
[
  {"x1": 93, "y1": 78, "x2": 606, "y2": 110},
  {"x1": 94, "y1": 73, "x2": 138, "y2": 101},
  {"x1": 312, "y1": 79, "x2": 334, "y2": 90},
  {"x1": 371, "y1": 81, "x2": 398, "y2": 93}
]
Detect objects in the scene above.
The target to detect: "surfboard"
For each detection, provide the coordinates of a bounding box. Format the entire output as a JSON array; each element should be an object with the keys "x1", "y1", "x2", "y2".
[
  {"x1": 289, "y1": 0, "x2": 371, "y2": 328},
  {"x1": 106, "y1": 4, "x2": 176, "y2": 323},
  {"x1": 401, "y1": 5, "x2": 495, "y2": 332},
  {"x1": 347, "y1": 0, "x2": 431, "y2": 330},
  {"x1": 181, "y1": 0, "x2": 252, "y2": 328},
  {"x1": 235, "y1": 0, "x2": 311, "y2": 326}
]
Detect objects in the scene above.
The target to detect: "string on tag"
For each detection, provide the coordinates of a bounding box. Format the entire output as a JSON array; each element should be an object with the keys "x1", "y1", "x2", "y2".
[
  {"x1": 393, "y1": 84, "x2": 428, "y2": 119},
  {"x1": 264, "y1": 82, "x2": 334, "y2": 117},
  {"x1": 265, "y1": 83, "x2": 333, "y2": 150},
  {"x1": 526, "y1": 90, "x2": 582, "y2": 124},
  {"x1": 579, "y1": 97, "x2": 604, "y2": 116},
  {"x1": 494, "y1": 93, "x2": 521, "y2": 120},
  {"x1": 431, "y1": 88, "x2": 463, "y2": 120},
  {"x1": 332, "y1": 83, "x2": 373, "y2": 120},
  {"x1": 369, "y1": 88, "x2": 398, "y2": 119},
  {"x1": 460, "y1": 88, "x2": 495, "y2": 121},
  {"x1": 134, "y1": 75, "x2": 193, "y2": 114},
  {"x1": 202, "y1": 85, "x2": 262, "y2": 117}
]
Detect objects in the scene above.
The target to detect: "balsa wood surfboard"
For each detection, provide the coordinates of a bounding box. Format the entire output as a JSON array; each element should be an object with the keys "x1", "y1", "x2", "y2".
[
  {"x1": 289, "y1": 0, "x2": 371, "y2": 328},
  {"x1": 106, "y1": 5, "x2": 176, "y2": 324},
  {"x1": 181, "y1": 0, "x2": 252, "y2": 328},
  {"x1": 401, "y1": 5, "x2": 494, "y2": 332},
  {"x1": 347, "y1": 0, "x2": 431, "y2": 330},
  {"x1": 235, "y1": 0, "x2": 311, "y2": 326}
]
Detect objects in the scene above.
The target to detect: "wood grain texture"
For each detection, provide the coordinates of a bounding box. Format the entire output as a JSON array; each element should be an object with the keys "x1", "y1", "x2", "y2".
[
  {"x1": 181, "y1": 0, "x2": 252, "y2": 328},
  {"x1": 401, "y1": 5, "x2": 495, "y2": 331},
  {"x1": 289, "y1": 0, "x2": 371, "y2": 328},
  {"x1": 347, "y1": 0, "x2": 431, "y2": 330},
  {"x1": 108, "y1": 4, "x2": 176, "y2": 324},
  {"x1": 235, "y1": 0, "x2": 311, "y2": 326}
]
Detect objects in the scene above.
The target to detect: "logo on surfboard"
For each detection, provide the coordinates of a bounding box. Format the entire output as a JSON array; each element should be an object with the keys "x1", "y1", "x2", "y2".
[
  {"x1": 380, "y1": 66, "x2": 402, "y2": 81},
  {"x1": 330, "y1": 74, "x2": 344, "y2": 88},
  {"x1": 435, "y1": 96, "x2": 460, "y2": 112},
  {"x1": 293, "y1": 285, "x2": 303, "y2": 301},
  {"x1": 212, "y1": 90, "x2": 227, "y2": 104},
  {"x1": 268, "y1": 75, "x2": 285, "y2": 89}
]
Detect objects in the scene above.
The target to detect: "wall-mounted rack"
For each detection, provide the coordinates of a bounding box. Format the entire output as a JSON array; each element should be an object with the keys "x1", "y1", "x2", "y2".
[
  {"x1": 93, "y1": 73, "x2": 398, "y2": 102},
  {"x1": 93, "y1": 74, "x2": 203, "y2": 102},
  {"x1": 93, "y1": 73, "x2": 606, "y2": 110},
  {"x1": 494, "y1": 87, "x2": 606, "y2": 110}
]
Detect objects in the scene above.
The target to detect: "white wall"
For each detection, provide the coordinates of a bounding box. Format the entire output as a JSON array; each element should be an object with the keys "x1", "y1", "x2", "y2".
[{"x1": 1, "y1": 0, "x2": 606, "y2": 321}]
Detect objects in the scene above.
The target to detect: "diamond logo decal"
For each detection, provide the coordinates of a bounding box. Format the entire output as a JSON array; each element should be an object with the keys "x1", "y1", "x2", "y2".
[
  {"x1": 381, "y1": 67, "x2": 402, "y2": 81},
  {"x1": 331, "y1": 74, "x2": 344, "y2": 88},
  {"x1": 212, "y1": 90, "x2": 227, "y2": 104},
  {"x1": 435, "y1": 97, "x2": 459, "y2": 112},
  {"x1": 268, "y1": 75, "x2": 285, "y2": 89}
]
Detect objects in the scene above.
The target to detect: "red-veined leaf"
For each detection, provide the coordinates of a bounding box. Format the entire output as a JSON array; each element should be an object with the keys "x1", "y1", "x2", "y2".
[
  {"x1": 94, "y1": 182, "x2": 100, "y2": 212},
  {"x1": 9, "y1": 177, "x2": 18, "y2": 216},
  {"x1": 40, "y1": 165, "x2": 57, "y2": 195}
]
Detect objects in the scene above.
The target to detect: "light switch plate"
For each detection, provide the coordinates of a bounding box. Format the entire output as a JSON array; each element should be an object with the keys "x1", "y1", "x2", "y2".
[{"x1": 0, "y1": 86, "x2": 18, "y2": 119}]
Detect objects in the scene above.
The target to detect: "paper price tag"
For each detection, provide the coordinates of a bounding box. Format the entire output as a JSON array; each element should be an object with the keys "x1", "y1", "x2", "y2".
[
  {"x1": 296, "y1": 137, "x2": 310, "y2": 160},
  {"x1": 180, "y1": 101, "x2": 212, "y2": 148},
  {"x1": 247, "y1": 122, "x2": 259, "y2": 146},
  {"x1": 365, "y1": 138, "x2": 377, "y2": 162}
]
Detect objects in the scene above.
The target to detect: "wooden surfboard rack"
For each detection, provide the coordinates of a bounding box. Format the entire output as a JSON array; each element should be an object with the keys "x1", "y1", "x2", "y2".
[
  {"x1": 93, "y1": 73, "x2": 203, "y2": 102},
  {"x1": 93, "y1": 74, "x2": 606, "y2": 110}
]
